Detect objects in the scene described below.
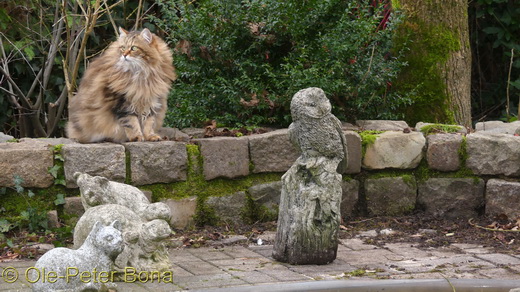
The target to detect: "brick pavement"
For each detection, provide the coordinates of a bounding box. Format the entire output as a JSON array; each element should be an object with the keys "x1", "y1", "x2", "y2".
[{"x1": 2, "y1": 234, "x2": 520, "y2": 291}]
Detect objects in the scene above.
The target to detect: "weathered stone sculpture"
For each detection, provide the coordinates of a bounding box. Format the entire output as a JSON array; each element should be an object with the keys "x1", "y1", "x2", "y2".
[
  {"x1": 32, "y1": 221, "x2": 123, "y2": 292},
  {"x1": 273, "y1": 87, "x2": 347, "y2": 265},
  {"x1": 74, "y1": 172, "x2": 171, "y2": 221},
  {"x1": 74, "y1": 205, "x2": 172, "y2": 273},
  {"x1": 73, "y1": 172, "x2": 173, "y2": 273}
]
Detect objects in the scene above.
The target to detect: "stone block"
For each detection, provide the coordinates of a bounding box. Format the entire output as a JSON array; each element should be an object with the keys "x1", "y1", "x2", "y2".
[
  {"x1": 19, "y1": 137, "x2": 77, "y2": 145},
  {"x1": 341, "y1": 179, "x2": 359, "y2": 218},
  {"x1": 426, "y1": 134, "x2": 463, "y2": 172},
  {"x1": 64, "y1": 196, "x2": 84, "y2": 217},
  {"x1": 163, "y1": 196, "x2": 197, "y2": 229},
  {"x1": 0, "y1": 142, "x2": 53, "y2": 188},
  {"x1": 157, "y1": 127, "x2": 190, "y2": 142},
  {"x1": 62, "y1": 143, "x2": 126, "y2": 188},
  {"x1": 363, "y1": 131, "x2": 426, "y2": 170},
  {"x1": 46, "y1": 210, "x2": 60, "y2": 229},
  {"x1": 466, "y1": 133, "x2": 520, "y2": 177},
  {"x1": 206, "y1": 192, "x2": 247, "y2": 222},
  {"x1": 124, "y1": 141, "x2": 187, "y2": 185},
  {"x1": 248, "y1": 181, "x2": 282, "y2": 208},
  {"x1": 249, "y1": 129, "x2": 300, "y2": 173},
  {"x1": 365, "y1": 177, "x2": 416, "y2": 216},
  {"x1": 417, "y1": 178, "x2": 485, "y2": 218},
  {"x1": 475, "y1": 120, "x2": 520, "y2": 134},
  {"x1": 356, "y1": 120, "x2": 409, "y2": 131},
  {"x1": 343, "y1": 131, "x2": 362, "y2": 174},
  {"x1": 195, "y1": 137, "x2": 250, "y2": 180},
  {"x1": 0, "y1": 132, "x2": 14, "y2": 142},
  {"x1": 486, "y1": 179, "x2": 520, "y2": 218},
  {"x1": 415, "y1": 122, "x2": 467, "y2": 134}
]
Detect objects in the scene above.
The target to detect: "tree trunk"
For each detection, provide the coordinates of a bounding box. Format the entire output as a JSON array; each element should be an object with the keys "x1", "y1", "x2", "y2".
[{"x1": 396, "y1": 0, "x2": 472, "y2": 128}]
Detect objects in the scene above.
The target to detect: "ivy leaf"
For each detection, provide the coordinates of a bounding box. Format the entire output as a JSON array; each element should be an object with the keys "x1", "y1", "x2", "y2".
[
  {"x1": 0, "y1": 219, "x2": 13, "y2": 233},
  {"x1": 54, "y1": 179, "x2": 66, "y2": 186},
  {"x1": 28, "y1": 190, "x2": 35, "y2": 198},
  {"x1": 48, "y1": 165, "x2": 60, "y2": 178},
  {"x1": 54, "y1": 194, "x2": 66, "y2": 206},
  {"x1": 482, "y1": 26, "x2": 501, "y2": 35},
  {"x1": 54, "y1": 154, "x2": 64, "y2": 162}
]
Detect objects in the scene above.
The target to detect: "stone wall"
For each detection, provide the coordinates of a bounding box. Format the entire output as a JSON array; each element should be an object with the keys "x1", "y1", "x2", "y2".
[{"x1": 1, "y1": 120, "x2": 519, "y2": 229}]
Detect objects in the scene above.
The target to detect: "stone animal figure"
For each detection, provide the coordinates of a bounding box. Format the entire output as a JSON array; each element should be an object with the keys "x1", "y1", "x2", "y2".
[
  {"x1": 74, "y1": 172, "x2": 170, "y2": 221},
  {"x1": 67, "y1": 27, "x2": 177, "y2": 143},
  {"x1": 289, "y1": 87, "x2": 348, "y2": 173},
  {"x1": 74, "y1": 204, "x2": 172, "y2": 273},
  {"x1": 32, "y1": 221, "x2": 123, "y2": 292},
  {"x1": 273, "y1": 87, "x2": 347, "y2": 265}
]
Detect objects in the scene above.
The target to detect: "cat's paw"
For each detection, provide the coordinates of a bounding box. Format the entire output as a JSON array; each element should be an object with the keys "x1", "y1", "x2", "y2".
[
  {"x1": 145, "y1": 134, "x2": 162, "y2": 142},
  {"x1": 128, "y1": 135, "x2": 145, "y2": 142}
]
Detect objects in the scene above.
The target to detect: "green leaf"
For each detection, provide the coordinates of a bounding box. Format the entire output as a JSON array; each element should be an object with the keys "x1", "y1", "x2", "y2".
[
  {"x1": 510, "y1": 79, "x2": 520, "y2": 90},
  {"x1": 48, "y1": 165, "x2": 60, "y2": 178},
  {"x1": 54, "y1": 179, "x2": 66, "y2": 186},
  {"x1": 482, "y1": 26, "x2": 501, "y2": 35},
  {"x1": 54, "y1": 194, "x2": 66, "y2": 205},
  {"x1": 23, "y1": 47, "x2": 35, "y2": 61},
  {"x1": 28, "y1": 190, "x2": 35, "y2": 198},
  {"x1": 0, "y1": 219, "x2": 13, "y2": 233}
]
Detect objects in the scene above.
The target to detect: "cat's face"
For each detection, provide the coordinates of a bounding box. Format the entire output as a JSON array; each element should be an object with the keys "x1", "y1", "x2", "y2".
[{"x1": 115, "y1": 28, "x2": 154, "y2": 72}]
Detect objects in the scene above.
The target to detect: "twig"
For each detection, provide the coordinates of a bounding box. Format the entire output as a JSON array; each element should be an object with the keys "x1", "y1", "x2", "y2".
[
  {"x1": 468, "y1": 218, "x2": 520, "y2": 232},
  {"x1": 506, "y1": 48, "x2": 514, "y2": 121}
]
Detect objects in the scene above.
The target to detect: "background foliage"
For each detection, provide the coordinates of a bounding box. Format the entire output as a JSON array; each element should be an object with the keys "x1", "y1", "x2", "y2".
[
  {"x1": 470, "y1": 0, "x2": 520, "y2": 122},
  {"x1": 1, "y1": 0, "x2": 519, "y2": 137},
  {"x1": 153, "y1": 0, "x2": 410, "y2": 128}
]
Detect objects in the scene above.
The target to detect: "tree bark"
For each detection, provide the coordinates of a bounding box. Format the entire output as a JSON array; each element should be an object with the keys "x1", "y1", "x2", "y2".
[{"x1": 398, "y1": 0, "x2": 472, "y2": 128}]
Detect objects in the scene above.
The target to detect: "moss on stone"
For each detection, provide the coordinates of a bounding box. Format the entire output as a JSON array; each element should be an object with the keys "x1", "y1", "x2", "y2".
[
  {"x1": 420, "y1": 124, "x2": 463, "y2": 135},
  {"x1": 359, "y1": 131, "x2": 384, "y2": 158}
]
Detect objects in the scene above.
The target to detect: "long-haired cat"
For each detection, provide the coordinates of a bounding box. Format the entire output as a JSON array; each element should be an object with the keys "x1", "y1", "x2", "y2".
[{"x1": 67, "y1": 28, "x2": 177, "y2": 143}]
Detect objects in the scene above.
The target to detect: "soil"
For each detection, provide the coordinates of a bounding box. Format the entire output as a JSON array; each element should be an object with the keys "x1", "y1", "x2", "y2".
[
  {"x1": 2, "y1": 215, "x2": 519, "y2": 262},
  {"x1": 166, "y1": 214, "x2": 520, "y2": 255}
]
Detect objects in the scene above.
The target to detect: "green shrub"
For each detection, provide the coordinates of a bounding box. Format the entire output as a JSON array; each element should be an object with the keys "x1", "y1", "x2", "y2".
[{"x1": 153, "y1": 0, "x2": 411, "y2": 128}]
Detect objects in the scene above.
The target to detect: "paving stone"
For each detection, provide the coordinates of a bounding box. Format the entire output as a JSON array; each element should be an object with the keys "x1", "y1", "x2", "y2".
[
  {"x1": 228, "y1": 270, "x2": 278, "y2": 284},
  {"x1": 477, "y1": 254, "x2": 520, "y2": 265},
  {"x1": 0, "y1": 141, "x2": 53, "y2": 188},
  {"x1": 124, "y1": 141, "x2": 187, "y2": 185},
  {"x1": 195, "y1": 137, "x2": 250, "y2": 180},
  {"x1": 190, "y1": 248, "x2": 234, "y2": 261},
  {"x1": 477, "y1": 268, "x2": 520, "y2": 279},
  {"x1": 383, "y1": 243, "x2": 431, "y2": 259},
  {"x1": 62, "y1": 143, "x2": 126, "y2": 188},
  {"x1": 172, "y1": 273, "x2": 247, "y2": 289},
  {"x1": 340, "y1": 238, "x2": 377, "y2": 251},
  {"x1": 249, "y1": 129, "x2": 300, "y2": 173},
  {"x1": 176, "y1": 260, "x2": 223, "y2": 275}
]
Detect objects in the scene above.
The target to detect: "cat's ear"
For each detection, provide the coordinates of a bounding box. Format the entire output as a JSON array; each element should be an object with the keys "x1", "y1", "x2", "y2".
[
  {"x1": 119, "y1": 27, "x2": 128, "y2": 39},
  {"x1": 140, "y1": 28, "x2": 153, "y2": 44},
  {"x1": 111, "y1": 220, "x2": 122, "y2": 231},
  {"x1": 91, "y1": 221, "x2": 103, "y2": 235}
]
